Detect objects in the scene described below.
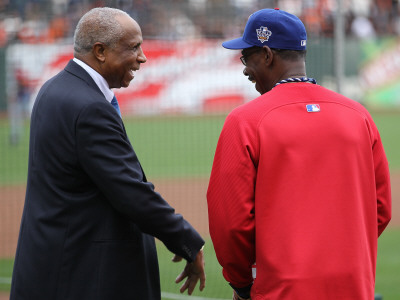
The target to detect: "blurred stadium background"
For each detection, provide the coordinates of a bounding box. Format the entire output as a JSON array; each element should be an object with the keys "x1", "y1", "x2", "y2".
[{"x1": 0, "y1": 0, "x2": 400, "y2": 299}]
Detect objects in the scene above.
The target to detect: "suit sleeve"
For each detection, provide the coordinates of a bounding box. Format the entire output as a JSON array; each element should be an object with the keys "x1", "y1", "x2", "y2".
[
  {"x1": 207, "y1": 113, "x2": 256, "y2": 288},
  {"x1": 75, "y1": 101, "x2": 204, "y2": 262}
]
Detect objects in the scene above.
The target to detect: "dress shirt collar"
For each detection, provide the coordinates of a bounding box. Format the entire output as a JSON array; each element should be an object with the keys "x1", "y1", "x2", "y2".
[{"x1": 73, "y1": 57, "x2": 114, "y2": 103}]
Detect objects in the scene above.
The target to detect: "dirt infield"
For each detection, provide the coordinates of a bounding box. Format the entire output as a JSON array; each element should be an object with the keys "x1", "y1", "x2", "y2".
[
  {"x1": 1, "y1": 174, "x2": 399, "y2": 258},
  {"x1": 0, "y1": 178, "x2": 211, "y2": 258}
]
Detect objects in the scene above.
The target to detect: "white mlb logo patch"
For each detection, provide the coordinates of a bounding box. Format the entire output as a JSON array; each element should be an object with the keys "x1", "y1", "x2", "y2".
[{"x1": 306, "y1": 104, "x2": 320, "y2": 112}]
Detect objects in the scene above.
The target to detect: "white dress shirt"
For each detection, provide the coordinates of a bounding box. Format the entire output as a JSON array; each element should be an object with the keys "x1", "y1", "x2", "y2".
[{"x1": 73, "y1": 57, "x2": 114, "y2": 103}]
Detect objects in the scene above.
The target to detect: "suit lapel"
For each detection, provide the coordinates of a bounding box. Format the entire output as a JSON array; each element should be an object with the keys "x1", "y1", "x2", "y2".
[{"x1": 64, "y1": 60, "x2": 105, "y2": 98}]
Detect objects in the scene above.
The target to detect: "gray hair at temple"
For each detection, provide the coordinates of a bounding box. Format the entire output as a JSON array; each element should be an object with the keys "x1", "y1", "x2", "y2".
[{"x1": 73, "y1": 7, "x2": 131, "y2": 55}]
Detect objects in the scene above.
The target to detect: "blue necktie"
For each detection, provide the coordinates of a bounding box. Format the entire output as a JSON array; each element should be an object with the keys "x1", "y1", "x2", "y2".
[{"x1": 111, "y1": 96, "x2": 121, "y2": 117}]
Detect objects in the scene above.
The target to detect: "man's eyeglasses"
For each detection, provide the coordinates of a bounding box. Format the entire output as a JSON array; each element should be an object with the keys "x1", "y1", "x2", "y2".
[{"x1": 240, "y1": 47, "x2": 263, "y2": 66}]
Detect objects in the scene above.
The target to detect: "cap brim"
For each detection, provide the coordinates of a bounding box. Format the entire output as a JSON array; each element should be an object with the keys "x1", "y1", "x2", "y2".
[{"x1": 222, "y1": 37, "x2": 253, "y2": 50}]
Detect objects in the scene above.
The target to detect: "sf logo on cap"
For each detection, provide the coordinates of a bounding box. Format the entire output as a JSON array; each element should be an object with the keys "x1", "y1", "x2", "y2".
[{"x1": 256, "y1": 26, "x2": 272, "y2": 43}]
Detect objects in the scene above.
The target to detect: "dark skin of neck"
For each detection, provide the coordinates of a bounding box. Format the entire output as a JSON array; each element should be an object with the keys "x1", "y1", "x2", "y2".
[
  {"x1": 74, "y1": 45, "x2": 106, "y2": 75},
  {"x1": 271, "y1": 56, "x2": 306, "y2": 82}
]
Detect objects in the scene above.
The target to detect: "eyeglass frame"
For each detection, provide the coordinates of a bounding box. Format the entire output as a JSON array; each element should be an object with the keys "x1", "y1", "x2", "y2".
[
  {"x1": 240, "y1": 47, "x2": 285, "y2": 66},
  {"x1": 240, "y1": 47, "x2": 263, "y2": 66}
]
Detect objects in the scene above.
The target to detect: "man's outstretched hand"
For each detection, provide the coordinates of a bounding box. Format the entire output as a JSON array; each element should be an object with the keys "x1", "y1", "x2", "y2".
[{"x1": 172, "y1": 248, "x2": 206, "y2": 295}]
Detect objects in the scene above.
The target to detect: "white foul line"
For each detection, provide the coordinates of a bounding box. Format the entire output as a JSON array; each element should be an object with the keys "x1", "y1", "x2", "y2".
[
  {"x1": 0, "y1": 277, "x2": 11, "y2": 284},
  {"x1": 161, "y1": 292, "x2": 228, "y2": 300},
  {"x1": 0, "y1": 278, "x2": 229, "y2": 300}
]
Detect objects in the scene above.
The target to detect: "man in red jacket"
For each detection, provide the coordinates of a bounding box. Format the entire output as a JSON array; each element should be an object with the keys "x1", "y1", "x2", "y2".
[{"x1": 207, "y1": 8, "x2": 391, "y2": 300}]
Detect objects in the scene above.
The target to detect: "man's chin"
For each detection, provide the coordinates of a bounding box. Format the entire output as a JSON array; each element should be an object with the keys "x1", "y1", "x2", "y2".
[
  {"x1": 120, "y1": 81, "x2": 132, "y2": 89},
  {"x1": 255, "y1": 82, "x2": 268, "y2": 95},
  {"x1": 255, "y1": 83, "x2": 263, "y2": 95},
  {"x1": 124, "y1": 78, "x2": 134, "y2": 88}
]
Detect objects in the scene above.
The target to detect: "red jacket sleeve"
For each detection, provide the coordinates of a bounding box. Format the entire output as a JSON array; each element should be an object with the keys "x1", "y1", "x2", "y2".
[
  {"x1": 371, "y1": 126, "x2": 391, "y2": 236},
  {"x1": 207, "y1": 113, "x2": 257, "y2": 287}
]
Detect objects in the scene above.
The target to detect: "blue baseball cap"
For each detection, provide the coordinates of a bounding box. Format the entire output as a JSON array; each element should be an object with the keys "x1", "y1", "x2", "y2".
[{"x1": 222, "y1": 8, "x2": 307, "y2": 51}]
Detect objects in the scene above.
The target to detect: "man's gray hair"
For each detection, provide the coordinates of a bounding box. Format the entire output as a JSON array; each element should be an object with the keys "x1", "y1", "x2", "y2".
[{"x1": 74, "y1": 7, "x2": 131, "y2": 55}]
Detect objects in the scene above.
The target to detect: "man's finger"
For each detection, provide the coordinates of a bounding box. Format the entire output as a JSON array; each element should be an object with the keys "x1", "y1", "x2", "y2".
[
  {"x1": 175, "y1": 269, "x2": 186, "y2": 283},
  {"x1": 187, "y1": 280, "x2": 196, "y2": 295},
  {"x1": 179, "y1": 278, "x2": 190, "y2": 294},
  {"x1": 172, "y1": 255, "x2": 183, "y2": 262},
  {"x1": 199, "y1": 273, "x2": 206, "y2": 291}
]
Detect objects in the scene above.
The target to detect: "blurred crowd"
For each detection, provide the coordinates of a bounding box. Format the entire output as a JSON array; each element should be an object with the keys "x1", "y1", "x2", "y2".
[
  {"x1": 2, "y1": 0, "x2": 399, "y2": 145},
  {"x1": 0, "y1": 0, "x2": 399, "y2": 47}
]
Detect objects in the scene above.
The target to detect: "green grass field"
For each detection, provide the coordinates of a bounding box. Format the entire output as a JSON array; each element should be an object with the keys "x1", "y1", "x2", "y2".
[
  {"x1": 0, "y1": 115, "x2": 226, "y2": 185},
  {"x1": 1, "y1": 112, "x2": 399, "y2": 185},
  {"x1": 0, "y1": 112, "x2": 399, "y2": 299}
]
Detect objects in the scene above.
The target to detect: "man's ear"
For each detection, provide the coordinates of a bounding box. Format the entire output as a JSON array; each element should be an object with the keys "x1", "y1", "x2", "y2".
[
  {"x1": 263, "y1": 46, "x2": 273, "y2": 66},
  {"x1": 93, "y1": 42, "x2": 106, "y2": 63}
]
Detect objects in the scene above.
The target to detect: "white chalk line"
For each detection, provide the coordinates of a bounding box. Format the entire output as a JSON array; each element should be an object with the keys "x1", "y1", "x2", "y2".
[
  {"x1": 0, "y1": 277, "x2": 228, "y2": 300},
  {"x1": 0, "y1": 277, "x2": 11, "y2": 284},
  {"x1": 161, "y1": 292, "x2": 228, "y2": 300}
]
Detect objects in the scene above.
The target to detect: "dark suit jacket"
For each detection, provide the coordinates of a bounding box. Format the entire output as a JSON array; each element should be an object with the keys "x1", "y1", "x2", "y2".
[{"x1": 10, "y1": 60, "x2": 204, "y2": 300}]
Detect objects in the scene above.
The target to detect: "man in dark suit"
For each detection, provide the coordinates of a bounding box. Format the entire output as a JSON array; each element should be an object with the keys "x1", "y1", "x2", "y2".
[{"x1": 10, "y1": 7, "x2": 205, "y2": 300}]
